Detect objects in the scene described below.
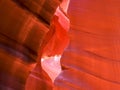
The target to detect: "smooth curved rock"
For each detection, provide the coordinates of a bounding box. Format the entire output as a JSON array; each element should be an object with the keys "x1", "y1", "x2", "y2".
[
  {"x1": 0, "y1": 0, "x2": 61, "y2": 90},
  {"x1": 54, "y1": 0, "x2": 120, "y2": 90},
  {"x1": 1, "y1": 0, "x2": 120, "y2": 90}
]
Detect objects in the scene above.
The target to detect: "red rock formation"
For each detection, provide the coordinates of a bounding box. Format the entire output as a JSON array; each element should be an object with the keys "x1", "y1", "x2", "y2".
[
  {"x1": 1, "y1": 0, "x2": 120, "y2": 90},
  {"x1": 41, "y1": 6, "x2": 70, "y2": 82},
  {"x1": 0, "y1": 0, "x2": 61, "y2": 90},
  {"x1": 54, "y1": 0, "x2": 120, "y2": 90}
]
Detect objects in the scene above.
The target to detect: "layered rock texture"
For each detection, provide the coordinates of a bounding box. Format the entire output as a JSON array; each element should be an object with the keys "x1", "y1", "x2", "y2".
[
  {"x1": 55, "y1": 0, "x2": 120, "y2": 90},
  {"x1": 1, "y1": 0, "x2": 120, "y2": 90},
  {"x1": 0, "y1": 0, "x2": 62, "y2": 90}
]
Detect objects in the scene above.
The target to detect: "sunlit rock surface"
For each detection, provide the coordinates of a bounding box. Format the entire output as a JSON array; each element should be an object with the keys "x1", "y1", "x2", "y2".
[
  {"x1": 54, "y1": 0, "x2": 120, "y2": 90},
  {"x1": 0, "y1": 0, "x2": 61, "y2": 90},
  {"x1": 41, "y1": 6, "x2": 69, "y2": 82},
  {"x1": 1, "y1": 0, "x2": 120, "y2": 90},
  {"x1": 41, "y1": 55, "x2": 62, "y2": 82}
]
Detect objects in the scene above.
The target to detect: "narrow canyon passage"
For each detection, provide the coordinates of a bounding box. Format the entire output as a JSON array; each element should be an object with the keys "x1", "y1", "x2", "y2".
[{"x1": 0, "y1": 0, "x2": 120, "y2": 90}]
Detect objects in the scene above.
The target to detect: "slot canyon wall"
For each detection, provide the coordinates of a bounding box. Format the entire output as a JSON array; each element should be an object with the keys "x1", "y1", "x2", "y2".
[
  {"x1": 0, "y1": 0, "x2": 120, "y2": 90},
  {"x1": 55, "y1": 0, "x2": 120, "y2": 90},
  {"x1": 0, "y1": 0, "x2": 62, "y2": 90}
]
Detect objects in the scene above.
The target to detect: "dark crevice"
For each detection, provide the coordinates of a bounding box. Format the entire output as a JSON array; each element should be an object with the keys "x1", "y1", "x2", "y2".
[
  {"x1": 0, "y1": 33, "x2": 37, "y2": 63},
  {"x1": 12, "y1": 0, "x2": 50, "y2": 26}
]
